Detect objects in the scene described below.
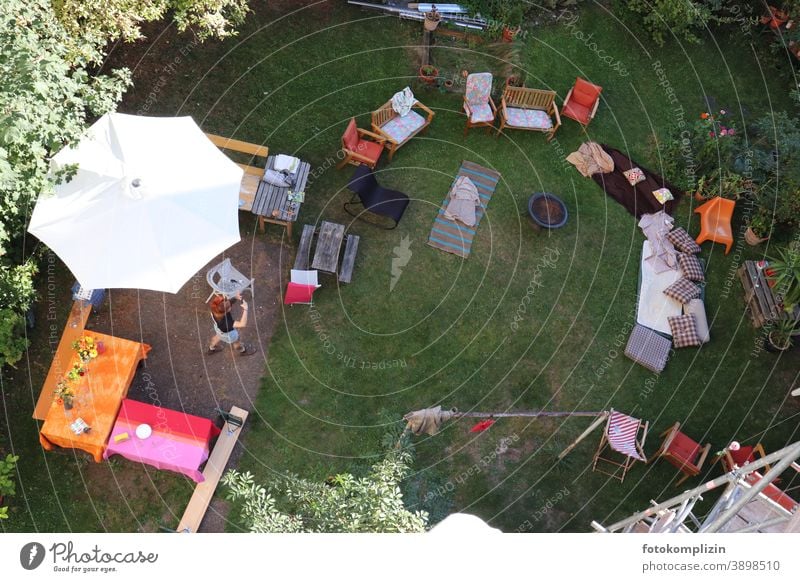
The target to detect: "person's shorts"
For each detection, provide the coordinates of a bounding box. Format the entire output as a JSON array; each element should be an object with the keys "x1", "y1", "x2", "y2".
[{"x1": 215, "y1": 327, "x2": 239, "y2": 344}]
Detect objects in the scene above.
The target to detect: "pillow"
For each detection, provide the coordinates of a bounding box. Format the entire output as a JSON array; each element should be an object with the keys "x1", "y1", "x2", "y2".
[
  {"x1": 623, "y1": 167, "x2": 645, "y2": 186},
  {"x1": 663, "y1": 277, "x2": 701, "y2": 304},
  {"x1": 678, "y1": 253, "x2": 705, "y2": 282},
  {"x1": 685, "y1": 298, "x2": 709, "y2": 343},
  {"x1": 668, "y1": 314, "x2": 702, "y2": 348},
  {"x1": 342, "y1": 118, "x2": 359, "y2": 151},
  {"x1": 652, "y1": 187, "x2": 674, "y2": 204},
  {"x1": 666, "y1": 227, "x2": 701, "y2": 254}
]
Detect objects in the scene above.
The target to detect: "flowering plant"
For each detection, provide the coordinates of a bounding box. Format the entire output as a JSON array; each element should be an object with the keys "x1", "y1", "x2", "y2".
[
  {"x1": 700, "y1": 109, "x2": 736, "y2": 139},
  {"x1": 54, "y1": 380, "x2": 74, "y2": 405},
  {"x1": 66, "y1": 362, "x2": 86, "y2": 382},
  {"x1": 72, "y1": 336, "x2": 99, "y2": 362}
]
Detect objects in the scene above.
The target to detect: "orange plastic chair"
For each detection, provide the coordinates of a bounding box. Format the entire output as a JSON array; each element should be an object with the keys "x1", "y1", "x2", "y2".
[{"x1": 694, "y1": 196, "x2": 735, "y2": 254}]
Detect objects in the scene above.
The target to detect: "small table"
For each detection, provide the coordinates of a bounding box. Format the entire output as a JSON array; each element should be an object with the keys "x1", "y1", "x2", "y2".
[
  {"x1": 39, "y1": 333, "x2": 151, "y2": 462},
  {"x1": 311, "y1": 221, "x2": 346, "y2": 275},
  {"x1": 104, "y1": 399, "x2": 220, "y2": 482},
  {"x1": 251, "y1": 155, "x2": 311, "y2": 237}
]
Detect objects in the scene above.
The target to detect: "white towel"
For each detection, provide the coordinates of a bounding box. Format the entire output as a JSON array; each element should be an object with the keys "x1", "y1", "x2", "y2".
[
  {"x1": 274, "y1": 154, "x2": 299, "y2": 173},
  {"x1": 391, "y1": 87, "x2": 415, "y2": 117}
]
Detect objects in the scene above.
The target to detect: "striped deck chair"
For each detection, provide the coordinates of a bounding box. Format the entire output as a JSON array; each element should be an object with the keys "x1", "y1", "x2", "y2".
[
  {"x1": 593, "y1": 409, "x2": 649, "y2": 482},
  {"x1": 427, "y1": 161, "x2": 501, "y2": 258}
]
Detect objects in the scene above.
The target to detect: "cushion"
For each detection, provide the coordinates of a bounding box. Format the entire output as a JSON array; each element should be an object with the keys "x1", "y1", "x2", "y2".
[
  {"x1": 668, "y1": 314, "x2": 702, "y2": 348},
  {"x1": 284, "y1": 282, "x2": 316, "y2": 305},
  {"x1": 663, "y1": 278, "x2": 701, "y2": 304},
  {"x1": 571, "y1": 78, "x2": 601, "y2": 107},
  {"x1": 678, "y1": 253, "x2": 705, "y2": 282},
  {"x1": 652, "y1": 187, "x2": 674, "y2": 204},
  {"x1": 685, "y1": 298, "x2": 709, "y2": 343},
  {"x1": 624, "y1": 324, "x2": 672, "y2": 373},
  {"x1": 343, "y1": 119, "x2": 359, "y2": 151},
  {"x1": 380, "y1": 110, "x2": 426, "y2": 144},
  {"x1": 464, "y1": 102, "x2": 495, "y2": 123},
  {"x1": 355, "y1": 139, "x2": 384, "y2": 164},
  {"x1": 505, "y1": 107, "x2": 553, "y2": 130},
  {"x1": 666, "y1": 431, "x2": 702, "y2": 465},
  {"x1": 666, "y1": 227, "x2": 701, "y2": 254},
  {"x1": 729, "y1": 445, "x2": 755, "y2": 466},
  {"x1": 623, "y1": 167, "x2": 645, "y2": 186},
  {"x1": 562, "y1": 100, "x2": 591, "y2": 125}
]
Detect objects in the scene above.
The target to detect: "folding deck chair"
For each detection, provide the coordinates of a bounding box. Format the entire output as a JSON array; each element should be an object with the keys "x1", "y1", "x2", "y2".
[{"x1": 593, "y1": 410, "x2": 649, "y2": 482}]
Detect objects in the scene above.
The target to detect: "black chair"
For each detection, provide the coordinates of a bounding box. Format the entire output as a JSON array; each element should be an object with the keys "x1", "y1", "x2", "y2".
[{"x1": 344, "y1": 165, "x2": 409, "y2": 230}]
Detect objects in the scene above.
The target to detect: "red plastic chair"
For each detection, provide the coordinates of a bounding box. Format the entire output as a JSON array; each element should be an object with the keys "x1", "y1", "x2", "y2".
[
  {"x1": 337, "y1": 118, "x2": 386, "y2": 170},
  {"x1": 694, "y1": 196, "x2": 735, "y2": 254},
  {"x1": 650, "y1": 422, "x2": 711, "y2": 486},
  {"x1": 561, "y1": 78, "x2": 603, "y2": 127}
]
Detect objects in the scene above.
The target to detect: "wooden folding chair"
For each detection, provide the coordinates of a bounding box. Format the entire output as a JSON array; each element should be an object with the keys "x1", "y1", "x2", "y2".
[
  {"x1": 650, "y1": 422, "x2": 711, "y2": 486},
  {"x1": 713, "y1": 442, "x2": 771, "y2": 473},
  {"x1": 593, "y1": 409, "x2": 648, "y2": 482}
]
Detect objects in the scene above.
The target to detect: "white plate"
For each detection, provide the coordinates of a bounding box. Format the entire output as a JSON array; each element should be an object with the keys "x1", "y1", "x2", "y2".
[{"x1": 135, "y1": 424, "x2": 152, "y2": 439}]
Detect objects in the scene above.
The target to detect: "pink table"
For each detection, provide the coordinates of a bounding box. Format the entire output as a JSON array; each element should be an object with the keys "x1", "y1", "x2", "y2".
[{"x1": 103, "y1": 399, "x2": 220, "y2": 482}]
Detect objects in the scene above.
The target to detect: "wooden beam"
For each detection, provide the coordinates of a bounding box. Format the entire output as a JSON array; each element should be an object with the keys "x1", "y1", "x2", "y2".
[
  {"x1": 558, "y1": 412, "x2": 608, "y2": 460},
  {"x1": 204, "y1": 133, "x2": 268, "y2": 158},
  {"x1": 177, "y1": 406, "x2": 249, "y2": 533},
  {"x1": 33, "y1": 301, "x2": 92, "y2": 420}
]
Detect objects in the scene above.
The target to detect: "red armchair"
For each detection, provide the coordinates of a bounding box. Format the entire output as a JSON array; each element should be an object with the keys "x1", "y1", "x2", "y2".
[
  {"x1": 561, "y1": 77, "x2": 603, "y2": 127},
  {"x1": 337, "y1": 118, "x2": 386, "y2": 170},
  {"x1": 650, "y1": 422, "x2": 711, "y2": 486}
]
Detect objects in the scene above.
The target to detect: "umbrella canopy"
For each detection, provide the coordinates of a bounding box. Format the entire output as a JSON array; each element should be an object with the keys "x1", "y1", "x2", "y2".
[{"x1": 28, "y1": 113, "x2": 244, "y2": 293}]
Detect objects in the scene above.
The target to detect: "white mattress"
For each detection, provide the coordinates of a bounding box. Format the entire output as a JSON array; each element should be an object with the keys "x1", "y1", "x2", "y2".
[{"x1": 636, "y1": 240, "x2": 682, "y2": 335}]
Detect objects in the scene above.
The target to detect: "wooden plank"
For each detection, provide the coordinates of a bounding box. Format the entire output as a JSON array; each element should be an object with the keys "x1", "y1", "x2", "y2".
[
  {"x1": 177, "y1": 406, "x2": 249, "y2": 533},
  {"x1": 33, "y1": 301, "x2": 92, "y2": 420},
  {"x1": 338, "y1": 234, "x2": 360, "y2": 284},
  {"x1": 205, "y1": 133, "x2": 268, "y2": 158},
  {"x1": 311, "y1": 221, "x2": 345, "y2": 274},
  {"x1": 294, "y1": 225, "x2": 315, "y2": 270}
]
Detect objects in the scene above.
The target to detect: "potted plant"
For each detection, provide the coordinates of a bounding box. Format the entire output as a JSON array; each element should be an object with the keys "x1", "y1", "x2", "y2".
[
  {"x1": 745, "y1": 210, "x2": 773, "y2": 245},
  {"x1": 418, "y1": 64, "x2": 439, "y2": 85},
  {"x1": 0, "y1": 454, "x2": 19, "y2": 520},
  {"x1": 765, "y1": 317, "x2": 800, "y2": 352},
  {"x1": 424, "y1": 5, "x2": 441, "y2": 32},
  {"x1": 501, "y1": 4, "x2": 524, "y2": 42},
  {"x1": 766, "y1": 245, "x2": 800, "y2": 313},
  {"x1": 505, "y1": 74, "x2": 524, "y2": 88}
]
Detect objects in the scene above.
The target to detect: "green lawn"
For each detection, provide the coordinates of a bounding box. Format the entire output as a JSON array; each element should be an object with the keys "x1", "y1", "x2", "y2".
[{"x1": 4, "y1": 2, "x2": 799, "y2": 532}]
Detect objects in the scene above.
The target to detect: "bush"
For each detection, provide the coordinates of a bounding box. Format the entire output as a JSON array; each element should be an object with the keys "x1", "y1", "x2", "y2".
[{"x1": 620, "y1": 0, "x2": 735, "y2": 46}]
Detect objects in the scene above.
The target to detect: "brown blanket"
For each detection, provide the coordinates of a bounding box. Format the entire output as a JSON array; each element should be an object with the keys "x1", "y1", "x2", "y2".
[{"x1": 591, "y1": 145, "x2": 682, "y2": 217}]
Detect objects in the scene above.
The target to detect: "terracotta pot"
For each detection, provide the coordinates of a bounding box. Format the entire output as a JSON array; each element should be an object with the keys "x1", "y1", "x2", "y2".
[
  {"x1": 694, "y1": 192, "x2": 707, "y2": 202},
  {"x1": 744, "y1": 227, "x2": 769, "y2": 246},
  {"x1": 418, "y1": 66, "x2": 439, "y2": 85},
  {"x1": 502, "y1": 26, "x2": 521, "y2": 42}
]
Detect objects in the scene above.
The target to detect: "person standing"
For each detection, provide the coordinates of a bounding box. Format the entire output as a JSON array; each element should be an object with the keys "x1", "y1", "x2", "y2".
[{"x1": 208, "y1": 293, "x2": 255, "y2": 355}]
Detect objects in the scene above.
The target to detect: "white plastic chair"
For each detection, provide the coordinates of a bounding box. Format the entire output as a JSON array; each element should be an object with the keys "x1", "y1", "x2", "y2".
[{"x1": 206, "y1": 258, "x2": 254, "y2": 302}]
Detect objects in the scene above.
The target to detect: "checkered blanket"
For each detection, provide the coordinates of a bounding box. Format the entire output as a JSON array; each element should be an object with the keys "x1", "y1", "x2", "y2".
[{"x1": 625, "y1": 324, "x2": 672, "y2": 373}]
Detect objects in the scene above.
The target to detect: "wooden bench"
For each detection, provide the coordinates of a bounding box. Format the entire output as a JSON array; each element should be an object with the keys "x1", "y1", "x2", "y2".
[
  {"x1": 293, "y1": 224, "x2": 316, "y2": 270},
  {"x1": 371, "y1": 99, "x2": 435, "y2": 160},
  {"x1": 338, "y1": 234, "x2": 360, "y2": 284},
  {"x1": 177, "y1": 405, "x2": 248, "y2": 533},
  {"x1": 205, "y1": 133, "x2": 269, "y2": 212},
  {"x1": 498, "y1": 86, "x2": 561, "y2": 141}
]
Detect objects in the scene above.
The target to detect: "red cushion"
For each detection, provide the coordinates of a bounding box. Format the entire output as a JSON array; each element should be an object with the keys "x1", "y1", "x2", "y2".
[
  {"x1": 343, "y1": 118, "x2": 359, "y2": 152},
  {"x1": 729, "y1": 445, "x2": 755, "y2": 466},
  {"x1": 118, "y1": 398, "x2": 220, "y2": 442},
  {"x1": 284, "y1": 282, "x2": 316, "y2": 304},
  {"x1": 562, "y1": 101, "x2": 591, "y2": 125},
  {"x1": 572, "y1": 78, "x2": 602, "y2": 107},
  {"x1": 745, "y1": 472, "x2": 798, "y2": 513},
  {"x1": 666, "y1": 431, "x2": 701, "y2": 465},
  {"x1": 355, "y1": 139, "x2": 384, "y2": 164}
]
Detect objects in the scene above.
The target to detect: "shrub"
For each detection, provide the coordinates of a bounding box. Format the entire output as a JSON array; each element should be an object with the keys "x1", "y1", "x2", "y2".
[{"x1": 620, "y1": 0, "x2": 735, "y2": 46}]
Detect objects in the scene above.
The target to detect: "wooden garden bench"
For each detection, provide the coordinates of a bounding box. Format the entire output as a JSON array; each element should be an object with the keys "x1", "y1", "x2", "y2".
[
  {"x1": 293, "y1": 224, "x2": 316, "y2": 271},
  {"x1": 338, "y1": 234, "x2": 360, "y2": 284},
  {"x1": 205, "y1": 133, "x2": 269, "y2": 212},
  {"x1": 497, "y1": 86, "x2": 561, "y2": 141},
  {"x1": 371, "y1": 99, "x2": 435, "y2": 160}
]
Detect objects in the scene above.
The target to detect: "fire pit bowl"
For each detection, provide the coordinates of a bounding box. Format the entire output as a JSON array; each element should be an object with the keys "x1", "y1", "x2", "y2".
[{"x1": 527, "y1": 193, "x2": 568, "y2": 229}]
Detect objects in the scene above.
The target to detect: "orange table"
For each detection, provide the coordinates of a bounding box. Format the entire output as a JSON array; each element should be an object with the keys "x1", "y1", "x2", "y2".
[{"x1": 39, "y1": 332, "x2": 151, "y2": 462}]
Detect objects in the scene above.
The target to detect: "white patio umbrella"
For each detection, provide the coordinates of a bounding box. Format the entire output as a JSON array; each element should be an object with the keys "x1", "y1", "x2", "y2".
[{"x1": 28, "y1": 113, "x2": 244, "y2": 293}]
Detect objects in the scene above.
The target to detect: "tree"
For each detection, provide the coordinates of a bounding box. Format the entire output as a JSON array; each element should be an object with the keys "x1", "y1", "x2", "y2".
[
  {"x1": 51, "y1": 0, "x2": 250, "y2": 43},
  {"x1": 223, "y1": 439, "x2": 429, "y2": 533},
  {"x1": 0, "y1": 0, "x2": 129, "y2": 366}
]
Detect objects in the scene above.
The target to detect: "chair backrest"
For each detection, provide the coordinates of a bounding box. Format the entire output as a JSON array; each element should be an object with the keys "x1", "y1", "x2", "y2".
[
  {"x1": 348, "y1": 164, "x2": 379, "y2": 198},
  {"x1": 465, "y1": 73, "x2": 493, "y2": 105},
  {"x1": 570, "y1": 78, "x2": 602, "y2": 108},
  {"x1": 342, "y1": 118, "x2": 359, "y2": 152},
  {"x1": 372, "y1": 101, "x2": 396, "y2": 128},
  {"x1": 503, "y1": 86, "x2": 556, "y2": 112},
  {"x1": 207, "y1": 258, "x2": 253, "y2": 298},
  {"x1": 290, "y1": 269, "x2": 319, "y2": 287},
  {"x1": 606, "y1": 411, "x2": 645, "y2": 461}
]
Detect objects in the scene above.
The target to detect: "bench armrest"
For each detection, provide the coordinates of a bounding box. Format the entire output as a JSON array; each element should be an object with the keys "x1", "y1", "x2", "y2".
[
  {"x1": 414, "y1": 100, "x2": 436, "y2": 123},
  {"x1": 357, "y1": 127, "x2": 387, "y2": 143}
]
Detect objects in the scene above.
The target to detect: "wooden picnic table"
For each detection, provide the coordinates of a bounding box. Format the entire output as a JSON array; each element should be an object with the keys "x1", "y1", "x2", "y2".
[
  {"x1": 312, "y1": 221, "x2": 346, "y2": 274},
  {"x1": 251, "y1": 155, "x2": 311, "y2": 237},
  {"x1": 296, "y1": 222, "x2": 361, "y2": 283}
]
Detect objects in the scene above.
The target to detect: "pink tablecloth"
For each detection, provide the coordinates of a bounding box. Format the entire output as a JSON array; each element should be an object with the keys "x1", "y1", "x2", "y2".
[{"x1": 103, "y1": 399, "x2": 220, "y2": 482}]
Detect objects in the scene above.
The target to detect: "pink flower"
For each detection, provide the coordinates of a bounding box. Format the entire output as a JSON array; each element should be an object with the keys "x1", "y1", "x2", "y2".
[
  {"x1": 728, "y1": 128, "x2": 735, "y2": 135},
  {"x1": 709, "y1": 131, "x2": 715, "y2": 137},
  {"x1": 720, "y1": 109, "x2": 726, "y2": 115},
  {"x1": 720, "y1": 129, "x2": 728, "y2": 136}
]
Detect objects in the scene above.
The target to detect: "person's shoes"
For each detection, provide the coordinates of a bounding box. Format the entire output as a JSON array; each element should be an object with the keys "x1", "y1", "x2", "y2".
[
  {"x1": 208, "y1": 346, "x2": 221, "y2": 355},
  {"x1": 238, "y1": 344, "x2": 256, "y2": 356}
]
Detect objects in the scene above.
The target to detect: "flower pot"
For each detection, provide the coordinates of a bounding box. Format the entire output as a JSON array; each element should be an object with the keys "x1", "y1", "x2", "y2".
[
  {"x1": 443, "y1": 79, "x2": 454, "y2": 90},
  {"x1": 766, "y1": 329, "x2": 793, "y2": 352},
  {"x1": 505, "y1": 75, "x2": 523, "y2": 88},
  {"x1": 502, "y1": 26, "x2": 521, "y2": 43},
  {"x1": 418, "y1": 66, "x2": 439, "y2": 85},
  {"x1": 424, "y1": 15, "x2": 441, "y2": 32},
  {"x1": 744, "y1": 227, "x2": 769, "y2": 246},
  {"x1": 63, "y1": 399, "x2": 74, "y2": 411}
]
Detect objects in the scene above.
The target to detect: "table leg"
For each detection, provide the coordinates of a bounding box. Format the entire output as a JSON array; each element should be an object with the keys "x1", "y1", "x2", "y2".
[
  {"x1": 258, "y1": 216, "x2": 265, "y2": 234},
  {"x1": 287, "y1": 222, "x2": 293, "y2": 239}
]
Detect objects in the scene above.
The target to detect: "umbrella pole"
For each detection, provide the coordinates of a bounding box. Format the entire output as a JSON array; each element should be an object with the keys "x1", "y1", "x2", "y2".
[
  {"x1": 557, "y1": 412, "x2": 609, "y2": 460},
  {"x1": 454, "y1": 410, "x2": 604, "y2": 419}
]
